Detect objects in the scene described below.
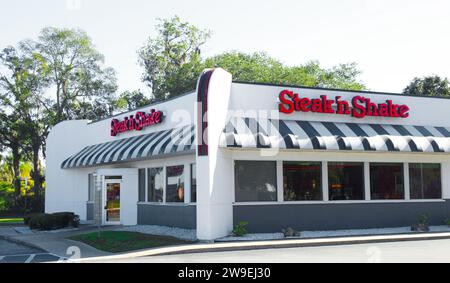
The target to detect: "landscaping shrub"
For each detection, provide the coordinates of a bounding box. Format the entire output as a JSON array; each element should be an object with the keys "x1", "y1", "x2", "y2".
[
  {"x1": 26, "y1": 212, "x2": 79, "y2": 230},
  {"x1": 24, "y1": 213, "x2": 44, "y2": 225},
  {"x1": 232, "y1": 221, "x2": 249, "y2": 237}
]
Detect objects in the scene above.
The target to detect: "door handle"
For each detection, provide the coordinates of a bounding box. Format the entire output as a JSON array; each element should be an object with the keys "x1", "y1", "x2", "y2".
[{"x1": 104, "y1": 206, "x2": 107, "y2": 210}]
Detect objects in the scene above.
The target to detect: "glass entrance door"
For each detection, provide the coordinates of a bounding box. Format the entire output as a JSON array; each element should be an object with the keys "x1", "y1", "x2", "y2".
[{"x1": 105, "y1": 181, "x2": 121, "y2": 224}]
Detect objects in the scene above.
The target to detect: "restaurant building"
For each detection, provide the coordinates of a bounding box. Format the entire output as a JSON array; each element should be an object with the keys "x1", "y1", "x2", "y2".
[{"x1": 45, "y1": 68, "x2": 450, "y2": 240}]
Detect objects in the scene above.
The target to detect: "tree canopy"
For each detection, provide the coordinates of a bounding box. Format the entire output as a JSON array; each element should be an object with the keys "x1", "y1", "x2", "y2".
[
  {"x1": 403, "y1": 76, "x2": 450, "y2": 97},
  {"x1": 138, "y1": 16, "x2": 366, "y2": 100},
  {"x1": 138, "y1": 16, "x2": 211, "y2": 100}
]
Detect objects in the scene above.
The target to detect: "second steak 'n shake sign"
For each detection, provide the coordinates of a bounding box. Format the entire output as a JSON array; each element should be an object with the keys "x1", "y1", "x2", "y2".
[
  {"x1": 279, "y1": 89, "x2": 410, "y2": 119},
  {"x1": 111, "y1": 109, "x2": 163, "y2": 136}
]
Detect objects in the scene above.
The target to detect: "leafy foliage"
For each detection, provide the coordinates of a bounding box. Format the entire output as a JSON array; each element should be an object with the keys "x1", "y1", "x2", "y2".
[
  {"x1": 36, "y1": 27, "x2": 118, "y2": 122},
  {"x1": 403, "y1": 76, "x2": 450, "y2": 97},
  {"x1": 232, "y1": 221, "x2": 249, "y2": 237},
  {"x1": 204, "y1": 52, "x2": 366, "y2": 90},
  {"x1": 138, "y1": 16, "x2": 211, "y2": 100},
  {"x1": 115, "y1": 90, "x2": 153, "y2": 111}
]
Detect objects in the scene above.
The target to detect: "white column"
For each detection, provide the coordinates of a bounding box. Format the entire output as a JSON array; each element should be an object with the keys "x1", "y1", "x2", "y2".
[
  {"x1": 322, "y1": 161, "x2": 329, "y2": 201},
  {"x1": 196, "y1": 69, "x2": 234, "y2": 241},
  {"x1": 364, "y1": 162, "x2": 371, "y2": 200},
  {"x1": 277, "y1": 160, "x2": 284, "y2": 202},
  {"x1": 404, "y1": 162, "x2": 410, "y2": 200}
]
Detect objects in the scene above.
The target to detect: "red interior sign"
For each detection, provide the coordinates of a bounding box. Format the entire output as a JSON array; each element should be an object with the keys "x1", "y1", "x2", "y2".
[
  {"x1": 111, "y1": 109, "x2": 163, "y2": 136},
  {"x1": 279, "y1": 90, "x2": 410, "y2": 119}
]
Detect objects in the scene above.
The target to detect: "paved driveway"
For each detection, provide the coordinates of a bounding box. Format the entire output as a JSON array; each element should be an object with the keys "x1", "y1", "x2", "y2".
[{"x1": 0, "y1": 239, "x2": 63, "y2": 263}]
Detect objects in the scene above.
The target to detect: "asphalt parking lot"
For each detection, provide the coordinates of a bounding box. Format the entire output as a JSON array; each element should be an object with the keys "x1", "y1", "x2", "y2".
[{"x1": 0, "y1": 239, "x2": 63, "y2": 263}]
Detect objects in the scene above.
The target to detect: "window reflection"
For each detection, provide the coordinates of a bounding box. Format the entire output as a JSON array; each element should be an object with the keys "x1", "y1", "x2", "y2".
[
  {"x1": 284, "y1": 162, "x2": 322, "y2": 201},
  {"x1": 166, "y1": 165, "x2": 185, "y2": 203}
]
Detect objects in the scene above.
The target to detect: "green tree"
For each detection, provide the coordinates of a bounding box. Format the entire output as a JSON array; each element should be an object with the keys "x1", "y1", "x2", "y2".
[
  {"x1": 138, "y1": 16, "x2": 211, "y2": 100},
  {"x1": 36, "y1": 27, "x2": 118, "y2": 123},
  {"x1": 0, "y1": 43, "x2": 49, "y2": 209},
  {"x1": 403, "y1": 76, "x2": 450, "y2": 97},
  {"x1": 115, "y1": 90, "x2": 153, "y2": 111},
  {"x1": 204, "y1": 52, "x2": 365, "y2": 90}
]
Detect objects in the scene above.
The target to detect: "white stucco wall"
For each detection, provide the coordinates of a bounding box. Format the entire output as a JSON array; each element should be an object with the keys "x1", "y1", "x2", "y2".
[{"x1": 45, "y1": 91, "x2": 197, "y2": 222}]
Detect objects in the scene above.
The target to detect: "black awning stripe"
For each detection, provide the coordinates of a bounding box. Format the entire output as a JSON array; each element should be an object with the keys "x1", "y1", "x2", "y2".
[
  {"x1": 321, "y1": 122, "x2": 350, "y2": 150},
  {"x1": 391, "y1": 125, "x2": 420, "y2": 152},
  {"x1": 76, "y1": 144, "x2": 105, "y2": 167},
  {"x1": 435, "y1": 127, "x2": 450, "y2": 137},
  {"x1": 278, "y1": 120, "x2": 298, "y2": 149},
  {"x1": 116, "y1": 134, "x2": 149, "y2": 162},
  {"x1": 65, "y1": 146, "x2": 91, "y2": 168},
  {"x1": 296, "y1": 121, "x2": 324, "y2": 150},
  {"x1": 108, "y1": 135, "x2": 142, "y2": 163},
  {"x1": 135, "y1": 130, "x2": 168, "y2": 158},
  {"x1": 346, "y1": 123, "x2": 373, "y2": 151}
]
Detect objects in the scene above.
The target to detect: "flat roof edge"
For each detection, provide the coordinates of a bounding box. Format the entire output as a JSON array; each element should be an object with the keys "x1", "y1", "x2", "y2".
[
  {"x1": 88, "y1": 90, "x2": 196, "y2": 125},
  {"x1": 232, "y1": 81, "x2": 450, "y2": 100}
]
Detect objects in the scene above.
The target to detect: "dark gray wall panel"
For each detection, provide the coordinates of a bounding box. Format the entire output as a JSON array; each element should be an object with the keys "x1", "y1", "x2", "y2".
[
  {"x1": 234, "y1": 201, "x2": 450, "y2": 233},
  {"x1": 137, "y1": 204, "x2": 196, "y2": 229}
]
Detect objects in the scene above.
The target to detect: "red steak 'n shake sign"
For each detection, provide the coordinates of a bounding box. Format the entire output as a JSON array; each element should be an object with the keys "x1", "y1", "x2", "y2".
[
  {"x1": 111, "y1": 109, "x2": 163, "y2": 136},
  {"x1": 278, "y1": 89, "x2": 410, "y2": 119}
]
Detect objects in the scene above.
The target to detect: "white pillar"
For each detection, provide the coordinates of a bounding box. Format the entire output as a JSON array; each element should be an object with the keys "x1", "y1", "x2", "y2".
[{"x1": 196, "y1": 68, "x2": 234, "y2": 241}]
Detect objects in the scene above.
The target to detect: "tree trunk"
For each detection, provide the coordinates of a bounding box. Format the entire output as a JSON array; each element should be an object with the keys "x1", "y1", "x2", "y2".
[
  {"x1": 32, "y1": 140, "x2": 41, "y2": 211},
  {"x1": 11, "y1": 144, "x2": 21, "y2": 207}
]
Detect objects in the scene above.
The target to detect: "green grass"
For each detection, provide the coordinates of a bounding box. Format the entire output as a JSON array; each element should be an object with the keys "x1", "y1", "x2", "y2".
[
  {"x1": 0, "y1": 218, "x2": 24, "y2": 225},
  {"x1": 69, "y1": 231, "x2": 194, "y2": 253}
]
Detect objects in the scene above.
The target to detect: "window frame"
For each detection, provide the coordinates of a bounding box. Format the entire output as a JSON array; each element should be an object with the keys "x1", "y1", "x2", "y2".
[
  {"x1": 409, "y1": 163, "x2": 443, "y2": 200},
  {"x1": 231, "y1": 158, "x2": 444, "y2": 205}
]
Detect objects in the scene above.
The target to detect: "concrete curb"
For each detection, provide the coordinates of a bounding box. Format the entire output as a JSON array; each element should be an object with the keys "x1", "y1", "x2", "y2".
[{"x1": 79, "y1": 231, "x2": 450, "y2": 262}]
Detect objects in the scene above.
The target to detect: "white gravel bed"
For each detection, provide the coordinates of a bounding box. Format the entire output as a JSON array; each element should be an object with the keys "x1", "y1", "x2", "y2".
[
  {"x1": 115, "y1": 225, "x2": 197, "y2": 241},
  {"x1": 216, "y1": 226, "x2": 450, "y2": 242},
  {"x1": 216, "y1": 233, "x2": 285, "y2": 242}
]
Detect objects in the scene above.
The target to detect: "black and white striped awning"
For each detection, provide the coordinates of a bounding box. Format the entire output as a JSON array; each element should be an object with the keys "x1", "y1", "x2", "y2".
[
  {"x1": 220, "y1": 117, "x2": 450, "y2": 153},
  {"x1": 62, "y1": 125, "x2": 196, "y2": 169}
]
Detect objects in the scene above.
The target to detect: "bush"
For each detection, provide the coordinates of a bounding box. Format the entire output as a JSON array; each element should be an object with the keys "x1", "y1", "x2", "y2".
[
  {"x1": 24, "y1": 213, "x2": 43, "y2": 225},
  {"x1": 26, "y1": 212, "x2": 79, "y2": 231},
  {"x1": 232, "y1": 221, "x2": 249, "y2": 237}
]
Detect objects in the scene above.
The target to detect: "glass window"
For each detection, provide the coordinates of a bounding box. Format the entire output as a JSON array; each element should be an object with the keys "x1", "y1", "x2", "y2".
[
  {"x1": 138, "y1": 169, "x2": 146, "y2": 202},
  {"x1": 235, "y1": 161, "x2": 277, "y2": 202},
  {"x1": 166, "y1": 165, "x2": 185, "y2": 203},
  {"x1": 283, "y1": 162, "x2": 322, "y2": 201},
  {"x1": 328, "y1": 162, "x2": 365, "y2": 201},
  {"x1": 148, "y1": 167, "x2": 164, "y2": 203},
  {"x1": 410, "y1": 163, "x2": 442, "y2": 199},
  {"x1": 370, "y1": 163, "x2": 404, "y2": 200},
  {"x1": 191, "y1": 164, "x2": 197, "y2": 203}
]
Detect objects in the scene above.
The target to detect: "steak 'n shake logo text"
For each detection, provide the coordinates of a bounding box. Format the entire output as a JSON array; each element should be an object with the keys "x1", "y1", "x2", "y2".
[
  {"x1": 111, "y1": 109, "x2": 163, "y2": 136},
  {"x1": 278, "y1": 90, "x2": 410, "y2": 119}
]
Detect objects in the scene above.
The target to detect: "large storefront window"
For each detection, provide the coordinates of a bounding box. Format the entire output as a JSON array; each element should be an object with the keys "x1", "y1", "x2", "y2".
[
  {"x1": 166, "y1": 165, "x2": 185, "y2": 203},
  {"x1": 410, "y1": 163, "x2": 442, "y2": 199},
  {"x1": 370, "y1": 163, "x2": 404, "y2": 200},
  {"x1": 328, "y1": 162, "x2": 365, "y2": 201},
  {"x1": 235, "y1": 161, "x2": 277, "y2": 202},
  {"x1": 191, "y1": 163, "x2": 197, "y2": 203},
  {"x1": 148, "y1": 167, "x2": 164, "y2": 203},
  {"x1": 284, "y1": 162, "x2": 322, "y2": 201}
]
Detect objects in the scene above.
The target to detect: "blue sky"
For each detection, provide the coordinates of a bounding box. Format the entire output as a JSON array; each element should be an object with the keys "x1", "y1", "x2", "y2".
[{"x1": 1, "y1": 0, "x2": 449, "y2": 95}]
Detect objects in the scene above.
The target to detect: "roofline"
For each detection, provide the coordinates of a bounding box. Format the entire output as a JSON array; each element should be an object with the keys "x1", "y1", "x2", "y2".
[
  {"x1": 232, "y1": 81, "x2": 450, "y2": 100},
  {"x1": 88, "y1": 89, "x2": 196, "y2": 125}
]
